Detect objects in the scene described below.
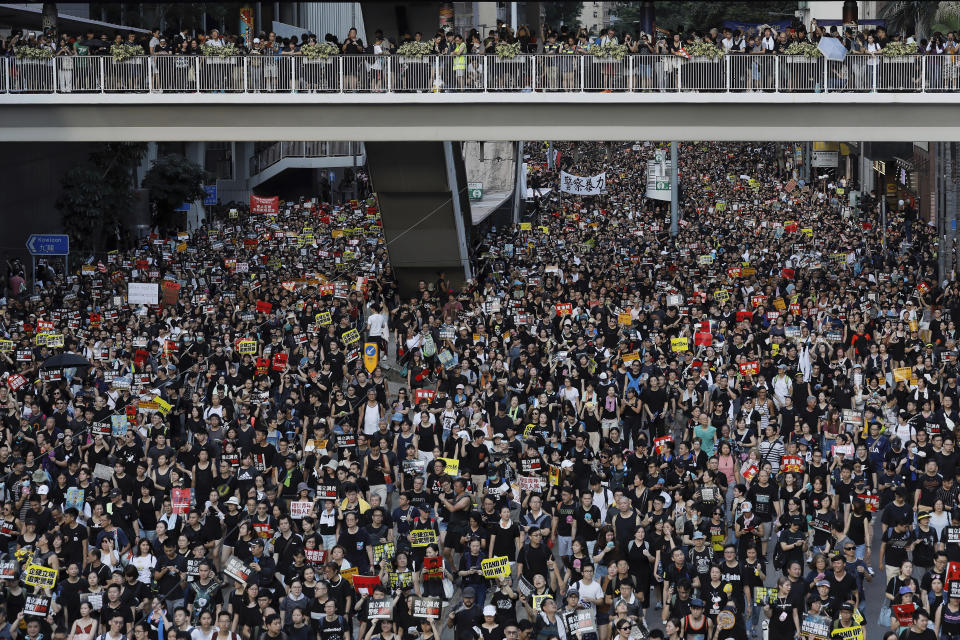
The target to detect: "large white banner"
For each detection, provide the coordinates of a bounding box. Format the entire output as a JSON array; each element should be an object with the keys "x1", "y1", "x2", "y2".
[
  {"x1": 560, "y1": 171, "x2": 606, "y2": 195},
  {"x1": 128, "y1": 283, "x2": 159, "y2": 305}
]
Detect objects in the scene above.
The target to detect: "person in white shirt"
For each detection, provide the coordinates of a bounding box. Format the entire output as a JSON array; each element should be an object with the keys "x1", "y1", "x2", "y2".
[
  {"x1": 365, "y1": 302, "x2": 390, "y2": 355},
  {"x1": 570, "y1": 565, "x2": 606, "y2": 613}
]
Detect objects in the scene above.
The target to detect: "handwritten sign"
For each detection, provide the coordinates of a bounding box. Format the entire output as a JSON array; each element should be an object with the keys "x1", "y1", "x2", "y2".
[{"x1": 481, "y1": 556, "x2": 511, "y2": 579}]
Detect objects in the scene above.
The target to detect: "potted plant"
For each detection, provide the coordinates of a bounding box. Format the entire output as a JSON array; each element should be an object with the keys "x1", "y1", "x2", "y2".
[
  {"x1": 881, "y1": 41, "x2": 919, "y2": 63},
  {"x1": 301, "y1": 42, "x2": 338, "y2": 61},
  {"x1": 201, "y1": 42, "x2": 239, "y2": 61},
  {"x1": 590, "y1": 41, "x2": 628, "y2": 62},
  {"x1": 110, "y1": 43, "x2": 144, "y2": 63},
  {"x1": 397, "y1": 41, "x2": 432, "y2": 62},
  {"x1": 14, "y1": 46, "x2": 54, "y2": 61},
  {"x1": 495, "y1": 41, "x2": 522, "y2": 60},
  {"x1": 784, "y1": 41, "x2": 821, "y2": 63},
  {"x1": 685, "y1": 40, "x2": 724, "y2": 62}
]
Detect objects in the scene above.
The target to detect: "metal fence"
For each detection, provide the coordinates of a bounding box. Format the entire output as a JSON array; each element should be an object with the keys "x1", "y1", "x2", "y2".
[{"x1": 2, "y1": 54, "x2": 958, "y2": 94}]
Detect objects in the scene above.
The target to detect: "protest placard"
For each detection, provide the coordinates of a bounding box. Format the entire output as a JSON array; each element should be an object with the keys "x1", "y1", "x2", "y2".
[
  {"x1": 368, "y1": 599, "x2": 393, "y2": 619},
  {"x1": 24, "y1": 564, "x2": 58, "y2": 588},
  {"x1": 563, "y1": 609, "x2": 597, "y2": 635},
  {"x1": 224, "y1": 557, "x2": 251, "y2": 584},
  {"x1": 353, "y1": 575, "x2": 382, "y2": 596},
  {"x1": 24, "y1": 595, "x2": 51, "y2": 617},
  {"x1": 481, "y1": 556, "x2": 511, "y2": 579},
  {"x1": 670, "y1": 337, "x2": 688, "y2": 352},
  {"x1": 373, "y1": 543, "x2": 396, "y2": 565},
  {"x1": 518, "y1": 476, "x2": 542, "y2": 492},
  {"x1": 412, "y1": 597, "x2": 441, "y2": 619},
  {"x1": 290, "y1": 501, "x2": 314, "y2": 519},
  {"x1": 342, "y1": 328, "x2": 360, "y2": 345},
  {"x1": 65, "y1": 487, "x2": 84, "y2": 511},
  {"x1": 654, "y1": 435, "x2": 673, "y2": 454},
  {"x1": 781, "y1": 456, "x2": 804, "y2": 473},
  {"x1": 410, "y1": 529, "x2": 438, "y2": 547},
  {"x1": 93, "y1": 463, "x2": 114, "y2": 481},
  {"x1": 0, "y1": 561, "x2": 15, "y2": 580},
  {"x1": 438, "y1": 457, "x2": 459, "y2": 476},
  {"x1": 801, "y1": 613, "x2": 832, "y2": 640},
  {"x1": 171, "y1": 489, "x2": 191, "y2": 515}
]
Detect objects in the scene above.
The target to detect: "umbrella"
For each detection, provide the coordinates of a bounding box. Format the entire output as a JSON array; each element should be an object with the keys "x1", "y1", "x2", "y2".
[
  {"x1": 41, "y1": 353, "x2": 93, "y2": 370},
  {"x1": 818, "y1": 37, "x2": 848, "y2": 61}
]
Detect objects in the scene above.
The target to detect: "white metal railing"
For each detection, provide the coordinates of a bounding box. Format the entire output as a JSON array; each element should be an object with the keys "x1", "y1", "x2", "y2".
[
  {"x1": 249, "y1": 140, "x2": 364, "y2": 175},
  {"x1": 2, "y1": 54, "x2": 958, "y2": 94}
]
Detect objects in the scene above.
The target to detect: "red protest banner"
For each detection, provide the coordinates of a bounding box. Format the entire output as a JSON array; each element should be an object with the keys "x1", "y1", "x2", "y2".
[
  {"x1": 272, "y1": 353, "x2": 288, "y2": 372},
  {"x1": 694, "y1": 332, "x2": 712, "y2": 346},
  {"x1": 161, "y1": 281, "x2": 180, "y2": 307},
  {"x1": 781, "y1": 268, "x2": 795, "y2": 279},
  {"x1": 171, "y1": 489, "x2": 191, "y2": 514},
  {"x1": 415, "y1": 389, "x2": 436, "y2": 404},
  {"x1": 555, "y1": 303, "x2": 573, "y2": 316},
  {"x1": 739, "y1": 361, "x2": 760, "y2": 376},
  {"x1": 352, "y1": 575, "x2": 382, "y2": 596},
  {"x1": 250, "y1": 195, "x2": 279, "y2": 214},
  {"x1": 255, "y1": 358, "x2": 269, "y2": 376},
  {"x1": 736, "y1": 311, "x2": 753, "y2": 322},
  {"x1": 256, "y1": 300, "x2": 273, "y2": 314}
]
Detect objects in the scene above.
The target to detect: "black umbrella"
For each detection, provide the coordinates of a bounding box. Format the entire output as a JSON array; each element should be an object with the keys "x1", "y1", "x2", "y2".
[{"x1": 41, "y1": 353, "x2": 93, "y2": 370}]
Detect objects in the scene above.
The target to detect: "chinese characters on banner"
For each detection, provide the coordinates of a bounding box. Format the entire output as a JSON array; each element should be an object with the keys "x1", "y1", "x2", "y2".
[
  {"x1": 559, "y1": 171, "x2": 606, "y2": 196},
  {"x1": 250, "y1": 195, "x2": 279, "y2": 215}
]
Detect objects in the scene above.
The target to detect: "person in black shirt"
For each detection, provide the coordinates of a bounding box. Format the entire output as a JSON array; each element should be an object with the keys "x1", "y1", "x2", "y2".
[{"x1": 764, "y1": 576, "x2": 799, "y2": 638}]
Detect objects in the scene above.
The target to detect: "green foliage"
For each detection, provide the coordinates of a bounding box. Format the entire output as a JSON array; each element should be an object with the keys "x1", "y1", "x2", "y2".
[
  {"x1": 56, "y1": 143, "x2": 147, "y2": 253},
  {"x1": 614, "y1": 1, "x2": 799, "y2": 33},
  {"x1": 142, "y1": 154, "x2": 207, "y2": 232},
  {"x1": 881, "y1": 1, "x2": 940, "y2": 39},
  {"x1": 544, "y1": 2, "x2": 583, "y2": 30}
]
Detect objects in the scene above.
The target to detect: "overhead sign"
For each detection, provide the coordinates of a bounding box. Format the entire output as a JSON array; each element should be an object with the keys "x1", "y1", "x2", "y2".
[
  {"x1": 27, "y1": 234, "x2": 69, "y2": 256},
  {"x1": 812, "y1": 150, "x2": 838, "y2": 168}
]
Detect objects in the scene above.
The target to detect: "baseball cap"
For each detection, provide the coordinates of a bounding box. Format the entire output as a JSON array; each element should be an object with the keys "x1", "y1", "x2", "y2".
[
  {"x1": 840, "y1": 602, "x2": 854, "y2": 611},
  {"x1": 462, "y1": 587, "x2": 476, "y2": 598},
  {"x1": 816, "y1": 580, "x2": 830, "y2": 587},
  {"x1": 690, "y1": 598, "x2": 704, "y2": 608},
  {"x1": 899, "y1": 586, "x2": 914, "y2": 595},
  {"x1": 483, "y1": 605, "x2": 496, "y2": 616},
  {"x1": 692, "y1": 531, "x2": 706, "y2": 540}
]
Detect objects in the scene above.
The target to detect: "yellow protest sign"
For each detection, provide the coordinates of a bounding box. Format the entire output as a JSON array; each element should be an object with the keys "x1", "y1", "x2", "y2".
[
  {"x1": 671, "y1": 337, "x2": 689, "y2": 352},
  {"x1": 538, "y1": 225, "x2": 549, "y2": 235},
  {"x1": 154, "y1": 397, "x2": 172, "y2": 416},
  {"x1": 481, "y1": 556, "x2": 511, "y2": 579},
  {"x1": 548, "y1": 465, "x2": 560, "y2": 486},
  {"x1": 410, "y1": 529, "x2": 438, "y2": 547},
  {"x1": 316, "y1": 312, "x2": 332, "y2": 326},
  {"x1": 237, "y1": 340, "x2": 257, "y2": 355},
  {"x1": 714, "y1": 290, "x2": 729, "y2": 302},
  {"x1": 617, "y1": 312, "x2": 632, "y2": 326},
  {"x1": 24, "y1": 564, "x2": 58, "y2": 588},
  {"x1": 801, "y1": 228, "x2": 813, "y2": 237},
  {"x1": 533, "y1": 594, "x2": 551, "y2": 612},
  {"x1": 339, "y1": 566, "x2": 359, "y2": 585},
  {"x1": 773, "y1": 297, "x2": 786, "y2": 311},
  {"x1": 34, "y1": 333, "x2": 49, "y2": 347},
  {"x1": 519, "y1": 222, "x2": 532, "y2": 231},
  {"x1": 438, "y1": 457, "x2": 459, "y2": 476},
  {"x1": 0, "y1": 339, "x2": 12, "y2": 352},
  {"x1": 830, "y1": 626, "x2": 864, "y2": 640},
  {"x1": 621, "y1": 352, "x2": 639, "y2": 363},
  {"x1": 342, "y1": 329, "x2": 360, "y2": 345}
]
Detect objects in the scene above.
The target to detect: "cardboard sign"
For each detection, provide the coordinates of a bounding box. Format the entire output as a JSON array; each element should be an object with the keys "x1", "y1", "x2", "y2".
[
  {"x1": 255, "y1": 300, "x2": 273, "y2": 314},
  {"x1": 93, "y1": 463, "x2": 114, "y2": 481},
  {"x1": 316, "y1": 311, "x2": 332, "y2": 325},
  {"x1": 305, "y1": 549, "x2": 328, "y2": 566},
  {"x1": 412, "y1": 596, "x2": 441, "y2": 619},
  {"x1": 224, "y1": 556, "x2": 251, "y2": 584},
  {"x1": 481, "y1": 556, "x2": 511, "y2": 579},
  {"x1": 694, "y1": 331, "x2": 712, "y2": 346},
  {"x1": 518, "y1": 476, "x2": 543, "y2": 492},
  {"x1": 171, "y1": 488, "x2": 191, "y2": 514},
  {"x1": 410, "y1": 529, "x2": 438, "y2": 547},
  {"x1": 161, "y1": 281, "x2": 180, "y2": 306},
  {"x1": 24, "y1": 564, "x2": 58, "y2": 588}
]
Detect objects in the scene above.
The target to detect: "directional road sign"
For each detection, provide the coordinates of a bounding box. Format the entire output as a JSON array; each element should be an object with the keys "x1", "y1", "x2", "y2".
[{"x1": 26, "y1": 234, "x2": 69, "y2": 256}]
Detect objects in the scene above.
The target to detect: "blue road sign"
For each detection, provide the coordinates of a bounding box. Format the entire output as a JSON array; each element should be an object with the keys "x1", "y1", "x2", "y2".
[
  {"x1": 203, "y1": 185, "x2": 217, "y2": 206},
  {"x1": 26, "y1": 234, "x2": 69, "y2": 256},
  {"x1": 175, "y1": 202, "x2": 191, "y2": 212},
  {"x1": 365, "y1": 344, "x2": 377, "y2": 357}
]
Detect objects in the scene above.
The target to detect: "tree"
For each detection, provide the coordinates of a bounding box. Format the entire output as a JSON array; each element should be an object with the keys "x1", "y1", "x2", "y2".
[
  {"x1": 614, "y1": 1, "x2": 799, "y2": 34},
  {"x1": 142, "y1": 154, "x2": 207, "y2": 234},
  {"x1": 881, "y1": 1, "x2": 940, "y2": 39},
  {"x1": 544, "y1": 2, "x2": 583, "y2": 30},
  {"x1": 57, "y1": 143, "x2": 147, "y2": 253}
]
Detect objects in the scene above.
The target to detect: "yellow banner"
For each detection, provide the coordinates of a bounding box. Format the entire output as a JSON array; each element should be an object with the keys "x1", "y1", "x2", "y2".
[
  {"x1": 438, "y1": 457, "x2": 459, "y2": 476},
  {"x1": 24, "y1": 564, "x2": 58, "y2": 588},
  {"x1": 481, "y1": 556, "x2": 511, "y2": 579},
  {"x1": 342, "y1": 329, "x2": 360, "y2": 345},
  {"x1": 671, "y1": 337, "x2": 689, "y2": 352}
]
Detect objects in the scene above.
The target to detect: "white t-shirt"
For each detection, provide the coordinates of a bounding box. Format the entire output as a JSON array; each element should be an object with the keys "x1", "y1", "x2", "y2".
[
  {"x1": 367, "y1": 312, "x2": 389, "y2": 338},
  {"x1": 574, "y1": 578, "x2": 605, "y2": 609}
]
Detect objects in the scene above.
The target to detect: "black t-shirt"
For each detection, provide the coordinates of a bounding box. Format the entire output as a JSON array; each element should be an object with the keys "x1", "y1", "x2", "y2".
[
  {"x1": 748, "y1": 482, "x2": 778, "y2": 521},
  {"x1": 767, "y1": 597, "x2": 797, "y2": 634},
  {"x1": 882, "y1": 527, "x2": 914, "y2": 567}
]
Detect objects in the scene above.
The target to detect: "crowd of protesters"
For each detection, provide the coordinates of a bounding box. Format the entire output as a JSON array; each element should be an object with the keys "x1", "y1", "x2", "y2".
[
  {"x1": 2, "y1": 18, "x2": 958, "y2": 61},
  {"x1": 0, "y1": 138, "x2": 959, "y2": 640}
]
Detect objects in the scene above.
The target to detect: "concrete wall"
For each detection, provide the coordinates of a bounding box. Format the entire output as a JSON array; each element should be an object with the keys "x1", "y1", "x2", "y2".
[{"x1": 463, "y1": 141, "x2": 516, "y2": 193}]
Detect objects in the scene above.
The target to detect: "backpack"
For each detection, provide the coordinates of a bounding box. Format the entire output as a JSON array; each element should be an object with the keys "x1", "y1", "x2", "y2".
[{"x1": 423, "y1": 333, "x2": 437, "y2": 358}]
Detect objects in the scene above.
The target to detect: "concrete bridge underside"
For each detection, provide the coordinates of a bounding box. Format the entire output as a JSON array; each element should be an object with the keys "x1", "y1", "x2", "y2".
[{"x1": 3, "y1": 93, "x2": 960, "y2": 141}]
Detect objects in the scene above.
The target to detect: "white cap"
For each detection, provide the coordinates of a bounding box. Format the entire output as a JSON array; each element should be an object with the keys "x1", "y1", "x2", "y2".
[
  {"x1": 253, "y1": 38, "x2": 261, "y2": 44},
  {"x1": 37, "y1": 484, "x2": 49, "y2": 495},
  {"x1": 741, "y1": 501, "x2": 752, "y2": 512},
  {"x1": 483, "y1": 605, "x2": 497, "y2": 616}
]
